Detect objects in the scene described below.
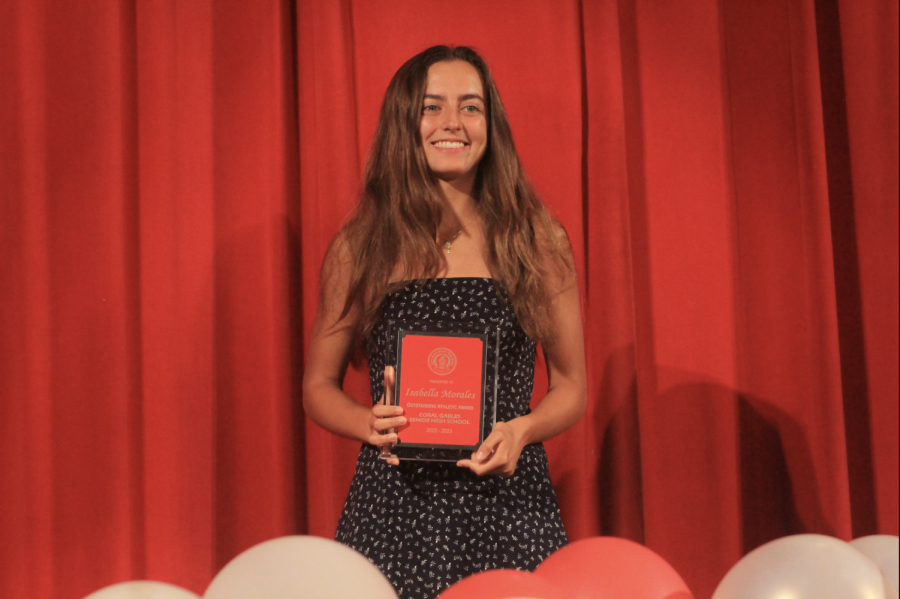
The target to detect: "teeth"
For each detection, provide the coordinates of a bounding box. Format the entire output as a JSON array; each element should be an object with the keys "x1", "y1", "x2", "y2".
[{"x1": 433, "y1": 141, "x2": 466, "y2": 149}]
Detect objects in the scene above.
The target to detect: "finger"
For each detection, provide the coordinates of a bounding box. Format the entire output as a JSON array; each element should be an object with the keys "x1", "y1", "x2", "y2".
[
  {"x1": 457, "y1": 450, "x2": 497, "y2": 472},
  {"x1": 377, "y1": 446, "x2": 400, "y2": 466},
  {"x1": 457, "y1": 458, "x2": 502, "y2": 477},
  {"x1": 371, "y1": 408, "x2": 405, "y2": 425},
  {"x1": 456, "y1": 458, "x2": 484, "y2": 472},
  {"x1": 377, "y1": 366, "x2": 399, "y2": 449},
  {"x1": 459, "y1": 442, "x2": 511, "y2": 474},
  {"x1": 372, "y1": 404, "x2": 404, "y2": 417},
  {"x1": 470, "y1": 446, "x2": 496, "y2": 463},
  {"x1": 370, "y1": 431, "x2": 398, "y2": 447},
  {"x1": 472, "y1": 433, "x2": 502, "y2": 463},
  {"x1": 373, "y1": 416, "x2": 407, "y2": 432},
  {"x1": 383, "y1": 365, "x2": 396, "y2": 404}
]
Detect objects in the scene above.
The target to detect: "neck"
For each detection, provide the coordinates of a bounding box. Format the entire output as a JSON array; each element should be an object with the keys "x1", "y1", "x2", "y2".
[{"x1": 436, "y1": 174, "x2": 477, "y2": 234}]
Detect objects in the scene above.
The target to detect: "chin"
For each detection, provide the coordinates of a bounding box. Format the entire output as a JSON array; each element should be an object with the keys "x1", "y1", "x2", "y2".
[
  {"x1": 435, "y1": 173, "x2": 474, "y2": 186},
  {"x1": 434, "y1": 169, "x2": 466, "y2": 179}
]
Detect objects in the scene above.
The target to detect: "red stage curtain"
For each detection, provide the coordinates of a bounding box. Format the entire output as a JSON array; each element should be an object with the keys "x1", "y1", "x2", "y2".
[{"x1": 1, "y1": 1, "x2": 896, "y2": 598}]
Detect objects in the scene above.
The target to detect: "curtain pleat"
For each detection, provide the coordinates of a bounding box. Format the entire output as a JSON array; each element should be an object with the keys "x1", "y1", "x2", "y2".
[
  {"x1": 135, "y1": 0, "x2": 217, "y2": 588},
  {"x1": 296, "y1": 0, "x2": 366, "y2": 539},
  {"x1": 1, "y1": 1, "x2": 896, "y2": 598},
  {"x1": 834, "y1": 0, "x2": 900, "y2": 537}
]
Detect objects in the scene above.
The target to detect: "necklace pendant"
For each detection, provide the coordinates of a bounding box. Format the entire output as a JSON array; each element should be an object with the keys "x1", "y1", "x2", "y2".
[{"x1": 444, "y1": 241, "x2": 453, "y2": 254}]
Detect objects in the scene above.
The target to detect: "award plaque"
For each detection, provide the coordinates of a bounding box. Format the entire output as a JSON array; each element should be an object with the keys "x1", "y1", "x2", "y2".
[{"x1": 382, "y1": 319, "x2": 500, "y2": 461}]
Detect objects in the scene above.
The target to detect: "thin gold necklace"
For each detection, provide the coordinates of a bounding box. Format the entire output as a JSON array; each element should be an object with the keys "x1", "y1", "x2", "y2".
[{"x1": 439, "y1": 214, "x2": 478, "y2": 254}]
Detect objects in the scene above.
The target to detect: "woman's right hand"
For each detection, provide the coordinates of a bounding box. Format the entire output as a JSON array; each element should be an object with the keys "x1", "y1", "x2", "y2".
[{"x1": 368, "y1": 366, "x2": 407, "y2": 465}]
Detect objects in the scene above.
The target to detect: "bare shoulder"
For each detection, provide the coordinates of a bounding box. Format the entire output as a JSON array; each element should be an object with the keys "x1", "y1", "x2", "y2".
[
  {"x1": 535, "y1": 217, "x2": 576, "y2": 294},
  {"x1": 317, "y1": 230, "x2": 357, "y2": 330},
  {"x1": 322, "y1": 230, "x2": 353, "y2": 272}
]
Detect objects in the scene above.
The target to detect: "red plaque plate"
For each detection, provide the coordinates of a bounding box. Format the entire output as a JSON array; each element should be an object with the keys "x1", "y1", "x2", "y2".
[{"x1": 385, "y1": 321, "x2": 499, "y2": 461}]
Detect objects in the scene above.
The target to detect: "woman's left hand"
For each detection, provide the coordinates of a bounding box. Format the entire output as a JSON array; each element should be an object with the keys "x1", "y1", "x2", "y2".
[{"x1": 456, "y1": 420, "x2": 525, "y2": 478}]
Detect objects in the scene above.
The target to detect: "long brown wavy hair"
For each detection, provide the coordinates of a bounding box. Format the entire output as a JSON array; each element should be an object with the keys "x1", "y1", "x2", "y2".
[{"x1": 328, "y1": 45, "x2": 572, "y2": 346}]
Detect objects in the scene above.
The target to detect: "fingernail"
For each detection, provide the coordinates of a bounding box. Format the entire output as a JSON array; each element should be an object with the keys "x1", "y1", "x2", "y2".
[{"x1": 475, "y1": 452, "x2": 484, "y2": 461}]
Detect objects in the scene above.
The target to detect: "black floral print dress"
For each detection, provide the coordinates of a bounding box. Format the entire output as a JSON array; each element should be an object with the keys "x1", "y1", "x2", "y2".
[{"x1": 335, "y1": 278, "x2": 568, "y2": 599}]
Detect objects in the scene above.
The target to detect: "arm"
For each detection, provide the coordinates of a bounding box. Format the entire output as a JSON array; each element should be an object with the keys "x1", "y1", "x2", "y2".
[
  {"x1": 302, "y1": 237, "x2": 407, "y2": 462},
  {"x1": 510, "y1": 280, "x2": 587, "y2": 444},
  {"x1": 458, "y1": 237, "x2": 587, "y2": 477}
]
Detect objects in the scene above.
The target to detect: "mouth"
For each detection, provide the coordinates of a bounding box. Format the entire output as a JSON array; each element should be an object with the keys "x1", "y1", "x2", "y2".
[{"x1": 431, "y1": 140, "x2": 468, "y2": 150}]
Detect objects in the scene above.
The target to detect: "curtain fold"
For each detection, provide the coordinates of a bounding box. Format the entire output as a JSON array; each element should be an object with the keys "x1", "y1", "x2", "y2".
[
  {"x1": 1, "y1": 1, "x2": 896, "y2": 598},
  {"x1": 135, "y1": 0, "x2": 217, "y2": 588},
  {"x1": 722, "y1": 0, "x2": 851, "y2": 553},
  {"x1": 834, "y1": 0, "x2": 900, "y2": 537},
  {"x1": 296, "y1": 0, "x2": 366, "y2": 539}
]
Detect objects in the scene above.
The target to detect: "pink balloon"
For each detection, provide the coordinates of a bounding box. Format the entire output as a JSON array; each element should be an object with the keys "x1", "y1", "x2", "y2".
[
  {"x1": 535, "y1": 537, "x2": 694, "y2": 599},
  {"x1": 438, "y1": 569, "x2": 567, "y2": 599}
]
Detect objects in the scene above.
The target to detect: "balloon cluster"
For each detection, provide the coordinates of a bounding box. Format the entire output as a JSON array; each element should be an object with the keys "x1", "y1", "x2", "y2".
[
  {"x1": 80, "y1": 533, "x2": 900, "y2": 599},
  {"x1": 438, "y1": 537, "x2": 691, "y2": 599},
  {"x1": 711, "y1": 535, "x2": 899, "y2": 599}
]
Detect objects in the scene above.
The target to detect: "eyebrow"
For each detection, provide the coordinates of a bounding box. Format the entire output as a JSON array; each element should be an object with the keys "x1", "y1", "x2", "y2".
[{"x1": 423, "y1": 93, "x2": 485, "y2": 102}]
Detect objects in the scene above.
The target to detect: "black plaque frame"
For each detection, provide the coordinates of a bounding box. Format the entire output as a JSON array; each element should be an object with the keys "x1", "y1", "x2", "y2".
[{"x1": 383, "y1": 319, "x2": 500, "y2": 461}]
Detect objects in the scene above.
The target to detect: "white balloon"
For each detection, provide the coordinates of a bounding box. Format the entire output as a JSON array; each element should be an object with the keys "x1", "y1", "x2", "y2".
[
  {"x1": 851, "y1": 535, "x2": 900, "y2": 592},
  {"x1": 712, "y1": 534, "x2": 889, "y2": 599},
  {"x1": 83, "y1": 581, "x2": 201, "y2": 599},
  {"x1": 884, "y1": 577, "x2": 900, "y2": 599},
  {"x1": 204, "y1": 535, "x2": 398, "y2": 599}
]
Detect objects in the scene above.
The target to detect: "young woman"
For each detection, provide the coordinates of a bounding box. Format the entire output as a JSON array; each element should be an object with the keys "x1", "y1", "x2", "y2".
[{"x1": 302, "y1": 45, "x2": 587, "y2": 599}]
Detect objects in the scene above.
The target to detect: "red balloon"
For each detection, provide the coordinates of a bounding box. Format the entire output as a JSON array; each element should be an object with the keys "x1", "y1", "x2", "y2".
[
  {"x1": 535, "y1": 537, "x2": 694, "y2": 599},
  {"x1": 438, "y1": 569, "x2": 567, "y2": 599}
]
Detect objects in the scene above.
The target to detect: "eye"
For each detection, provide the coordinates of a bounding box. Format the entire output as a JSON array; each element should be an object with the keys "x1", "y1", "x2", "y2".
[
  {"x1": 462, "y1": 105, "x2": 481, "y2": 113},
  {"x1": 422, "y1": 104, "x2": 439, "y2": 113}
]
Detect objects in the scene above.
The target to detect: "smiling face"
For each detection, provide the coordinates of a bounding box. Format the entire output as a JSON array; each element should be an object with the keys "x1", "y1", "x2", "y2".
[{"x1": 419, "y1": 60, "x2": 488, "y2": 188}]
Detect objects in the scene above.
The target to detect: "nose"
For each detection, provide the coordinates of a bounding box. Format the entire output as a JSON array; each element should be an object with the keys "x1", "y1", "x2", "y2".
[{"x1": 442, "y1": 111, "x2": 461, "y2": 131}]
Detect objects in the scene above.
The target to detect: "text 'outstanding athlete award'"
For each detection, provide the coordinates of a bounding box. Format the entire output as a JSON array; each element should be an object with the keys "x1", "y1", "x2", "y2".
[{"x1": 382, "y1": 320, "x2": 500, "y2": 461}]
